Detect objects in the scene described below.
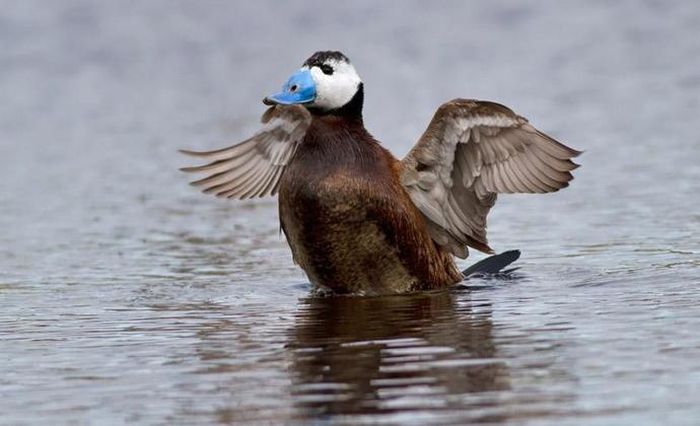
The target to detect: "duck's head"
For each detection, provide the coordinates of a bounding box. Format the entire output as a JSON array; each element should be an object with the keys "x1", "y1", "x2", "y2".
[{"x1": 263, "y1": 51, "x2": 363, "y2": 118}]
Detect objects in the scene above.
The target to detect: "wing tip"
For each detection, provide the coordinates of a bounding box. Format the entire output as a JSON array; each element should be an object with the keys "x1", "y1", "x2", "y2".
[
  {"x1": 469, "y1": 239, "x2": 495, "y2": 255},
  {"x1": 556, "y1": 142, "x2": 583, "y2": 160},
  {"x1": 179, "y1": 148, "x2": 206, "y2": 157},
  {"x1": 179, "y1": 150, "x2": 207, "y2": 172},
  {"x1": 180, "y1": 165, "x2": 204, "y2": 173}
]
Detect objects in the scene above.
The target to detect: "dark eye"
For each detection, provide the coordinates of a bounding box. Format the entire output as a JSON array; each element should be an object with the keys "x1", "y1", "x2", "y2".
[{"x1": 319, "y1": 64, "x2": 334, "y2": 75}]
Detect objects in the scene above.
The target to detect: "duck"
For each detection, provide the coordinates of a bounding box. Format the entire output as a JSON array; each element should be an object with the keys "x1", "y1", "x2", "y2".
[{"x1": 181, "y1": 51, "x2": 580, "y2": 295}]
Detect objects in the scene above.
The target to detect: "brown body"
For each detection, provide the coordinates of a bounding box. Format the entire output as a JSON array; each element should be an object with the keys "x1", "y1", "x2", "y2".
[
  {"x1": 278, "y1": 116, "x2": 462, "y2": 294},
  {"x1": 183, "y1": 52, "x2": 580, "y2": 295}
]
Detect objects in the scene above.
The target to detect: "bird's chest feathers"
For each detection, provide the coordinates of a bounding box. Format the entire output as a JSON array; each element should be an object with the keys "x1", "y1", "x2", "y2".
[{"x1": 280, "y1": 120, "x2": 393, "y2": 217}]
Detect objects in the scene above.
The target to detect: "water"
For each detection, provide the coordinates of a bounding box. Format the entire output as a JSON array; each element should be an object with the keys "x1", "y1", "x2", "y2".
[{"x1": 1, "y1": 1, "x2": 699, "y2": 424}]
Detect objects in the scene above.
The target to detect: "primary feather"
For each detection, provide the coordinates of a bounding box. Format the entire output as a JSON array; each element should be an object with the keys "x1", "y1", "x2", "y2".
[{"x1": 180, "y1": 105, "x2": 312, "y2": 199}]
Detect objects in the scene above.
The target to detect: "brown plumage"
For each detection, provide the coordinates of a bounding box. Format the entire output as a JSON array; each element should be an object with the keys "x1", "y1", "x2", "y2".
[
  {"x1": 277, "y1": 115, "x2": 461, "y2": 294},
  {"x1": 181, "y1": 51, "x2": 580, "y2": 294},
  {"x1": 401, "y1": 99, "x2": 581, "y2": 258}
]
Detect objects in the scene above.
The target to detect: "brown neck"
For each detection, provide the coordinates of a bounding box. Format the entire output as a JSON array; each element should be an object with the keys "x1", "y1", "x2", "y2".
[{"x1": 296, "y1": 114, "x2": 388, "y2": 173}]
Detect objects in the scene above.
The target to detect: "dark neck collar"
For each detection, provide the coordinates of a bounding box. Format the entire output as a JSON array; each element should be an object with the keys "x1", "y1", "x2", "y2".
[{"x1": 308, "y1": 83, "x2": 364, "y2": 122}]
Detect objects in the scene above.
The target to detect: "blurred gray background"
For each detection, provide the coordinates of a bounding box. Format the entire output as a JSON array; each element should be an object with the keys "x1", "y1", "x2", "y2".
[{"x1": 1, "y1": 1, "x2": 699, "y2": 424}]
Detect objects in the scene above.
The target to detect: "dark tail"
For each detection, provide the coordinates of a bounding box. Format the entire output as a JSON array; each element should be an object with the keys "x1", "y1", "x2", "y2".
[{"x1": 461, "y1": 250, "x2": 521, "y2": 277}]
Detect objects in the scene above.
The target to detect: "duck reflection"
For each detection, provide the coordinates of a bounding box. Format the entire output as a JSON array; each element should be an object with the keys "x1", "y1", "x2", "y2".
[{"x1": 287, "y1": 289, "x2": 510, "y2": 419}]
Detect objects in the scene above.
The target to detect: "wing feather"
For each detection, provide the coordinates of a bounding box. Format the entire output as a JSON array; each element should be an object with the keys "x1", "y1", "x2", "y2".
[
  {"x1": 401, "y1": 99, "x2": 581, "y2": 258},
  {"x1": 181, "y1": 105, "x2": 312, "y2": 200}
]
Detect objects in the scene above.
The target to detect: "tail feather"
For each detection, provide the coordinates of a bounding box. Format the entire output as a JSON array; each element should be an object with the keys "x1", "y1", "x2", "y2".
[{"x1": 461, "y1": 250, "x2": 521, "y2": 277}]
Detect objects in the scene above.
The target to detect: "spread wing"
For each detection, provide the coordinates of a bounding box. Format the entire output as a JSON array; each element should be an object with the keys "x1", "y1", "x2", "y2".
[
  {"x1": 400, "y1": 99, "x2": 581, "y2": 258},
  {"x1": 181, "y1": 105, "x2": 312, "y2": 199}
]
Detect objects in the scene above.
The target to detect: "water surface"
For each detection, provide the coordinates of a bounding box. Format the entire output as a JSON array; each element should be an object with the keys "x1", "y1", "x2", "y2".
[{"x1": 1, "y1": 1, "x2": 699, "y2": 424}]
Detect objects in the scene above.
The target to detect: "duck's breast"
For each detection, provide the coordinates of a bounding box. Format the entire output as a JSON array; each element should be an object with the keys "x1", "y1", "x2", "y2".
[{"x1": 278, "y1": 118, "x2": 460, "y2": 294}]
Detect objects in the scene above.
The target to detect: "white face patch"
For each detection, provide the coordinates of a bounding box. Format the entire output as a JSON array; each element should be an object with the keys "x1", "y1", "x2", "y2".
[{"x1": 306, "y1": 59, "x2": 361, "y2": 111}]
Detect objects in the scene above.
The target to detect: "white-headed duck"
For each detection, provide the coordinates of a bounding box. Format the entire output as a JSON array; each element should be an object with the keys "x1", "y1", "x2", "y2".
[{"x1": 182, "y1": 51, "x2": 580, "y2": 295}]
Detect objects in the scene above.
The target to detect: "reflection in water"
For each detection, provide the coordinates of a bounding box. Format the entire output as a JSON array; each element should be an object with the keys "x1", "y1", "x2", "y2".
[
  {"x1": 288, "y1": 290, "x2": 510, "y2": 422},
  {"x1": 150, "y1": 287, "x2": 579, "y2": 424}
]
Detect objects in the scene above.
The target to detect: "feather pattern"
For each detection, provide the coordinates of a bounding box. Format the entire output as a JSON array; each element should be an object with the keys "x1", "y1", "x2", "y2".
[
  {"x1": 401, "y1": 99, "x2": 581, "y2": 258},
  {"x1": 180, "y1": 105, "x2": 312, "y2": 199}
]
